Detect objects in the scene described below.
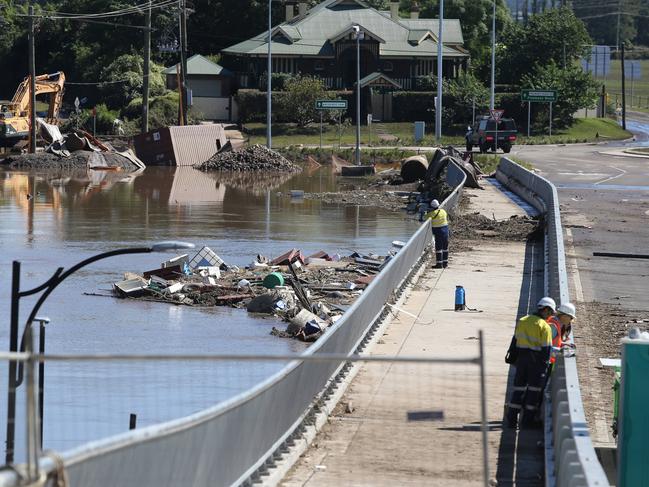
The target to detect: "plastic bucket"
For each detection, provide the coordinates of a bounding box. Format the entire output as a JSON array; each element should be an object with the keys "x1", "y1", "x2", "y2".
[{"x1": 263, "y1": 272, "x2": 285, "y2": 289}]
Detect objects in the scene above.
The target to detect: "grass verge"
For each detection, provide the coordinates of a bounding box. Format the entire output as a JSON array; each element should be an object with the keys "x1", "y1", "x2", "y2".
[
  {"x1": 517, "y1": 118, "x2": 631, "y2": 144},
  {"x1": 473, "y1": 154, "x2": 533, "y2": 174}
]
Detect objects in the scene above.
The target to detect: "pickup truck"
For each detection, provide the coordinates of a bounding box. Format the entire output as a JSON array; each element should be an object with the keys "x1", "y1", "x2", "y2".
[{"x1": 465, "y1": 117, "x2": 518, "y2": 153}]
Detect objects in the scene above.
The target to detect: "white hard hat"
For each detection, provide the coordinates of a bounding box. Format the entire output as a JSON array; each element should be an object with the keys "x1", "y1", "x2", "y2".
[
  {"x1": 537, "y1": 297, "x2": 556, "y2": 312},
  {"x1": 430, "y1": 199, "x2": 440, "y2": 209},
  {"x1": 557, "y1": 302, "x2": 576, "y2": 318}
]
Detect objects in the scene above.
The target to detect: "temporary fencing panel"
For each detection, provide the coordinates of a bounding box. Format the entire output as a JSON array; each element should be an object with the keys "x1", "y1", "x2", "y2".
[{"x1": 496, "y1": 158, "x2": 609, "y2": 487}]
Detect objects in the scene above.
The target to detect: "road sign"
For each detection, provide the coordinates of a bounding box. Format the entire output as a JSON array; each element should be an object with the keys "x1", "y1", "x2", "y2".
[
  {"x1": 624, "y1": 61, "x2": 642, "y2": 80},
  {"x1": 521, "y1": 89, "x2": 557, "y2": 102},
  {"x1": 489, "y1": 109, "x2": 504, "y2": 121},
  {"x1": 316, "y1": 100, "x2": 348, "y2": 110},
  {"x1": 580, "y1": 45, "x2": 611, "y2": 77}
]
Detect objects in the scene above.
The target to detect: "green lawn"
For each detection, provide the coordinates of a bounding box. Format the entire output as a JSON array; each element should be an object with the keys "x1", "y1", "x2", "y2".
[
  {"x1": 473, "y1": 154, "x2": 533, "y2": 173},
  {"x1": 244, "y1": 122, "x2": 464, "y2": 147},
  {"x1": 245, "y1": 118, "x2": 630, "y2": 148},
  {"x1": 591, "y1": 58, "x2": 649, "y2": 109},
  {"x1": 517, "y1": 118, "x2": 631, "y2": 144}
]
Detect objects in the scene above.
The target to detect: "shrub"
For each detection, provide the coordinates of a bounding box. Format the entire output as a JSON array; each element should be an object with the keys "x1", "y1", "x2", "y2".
[{"x1": 392, "y1": 92, "x2": 435, "y2": 121}]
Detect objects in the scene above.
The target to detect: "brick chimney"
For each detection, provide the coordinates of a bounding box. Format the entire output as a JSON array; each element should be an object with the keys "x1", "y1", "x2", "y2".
[
  {"x1": 390, "y1": 1, "x2": 399, "y2": 20},
  {"x1": 410, "y1": 1, "x2": 420, "y2": 19}
]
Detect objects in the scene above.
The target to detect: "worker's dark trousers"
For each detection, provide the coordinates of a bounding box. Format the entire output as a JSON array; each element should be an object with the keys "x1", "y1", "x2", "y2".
[
  {"x1": 507, "y1": 349, "x2": 548, "y2": 426},
  {"x1": 432, "y1": 226, "x2": 449, "y2": 267}
]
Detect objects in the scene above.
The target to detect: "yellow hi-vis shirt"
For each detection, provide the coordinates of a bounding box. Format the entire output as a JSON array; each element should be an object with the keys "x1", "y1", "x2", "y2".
[
  {"x1": 425, "y1": 208, "x2": 448, "y2": 228},
  {"x1": 515, "y1": 314, "x2": 552, "y2": 352}
]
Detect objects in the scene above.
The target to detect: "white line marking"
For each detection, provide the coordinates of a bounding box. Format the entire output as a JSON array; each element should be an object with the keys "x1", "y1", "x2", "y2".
[
  {"x1": 564, "y1": 228, "x2": 585, "y2": 302},
  {"x1": 595, "y1": 166, "x2": 627, "y2": 185}
]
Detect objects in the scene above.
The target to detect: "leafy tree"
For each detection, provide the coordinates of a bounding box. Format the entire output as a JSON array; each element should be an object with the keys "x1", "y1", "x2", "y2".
[
  {"x1": 444, "y1": 72, "x2": 490, "y2": 124},
  {"x1": 573, "y1": 0, "x2": 641, "y2": 46},
  {"x1": 521, "y1": 61, "x2": 598, "y2": 128},
  {"x1": 498, "y1": 8, "x2": 591, "y2": 85},
  {"x1": 276, "y1": 75, "x2": 327, "y2": 127},
  {"x1": 99, "y1": 54, "x2": 166, "y2": 109}
]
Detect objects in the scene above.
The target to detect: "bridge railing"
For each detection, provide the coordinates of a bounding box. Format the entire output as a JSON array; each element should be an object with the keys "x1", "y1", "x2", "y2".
[
  {"x1": 496, "y1": 158, "x2": 609, "y2": 487},
  {"x1": 0, "y1": 162, "x2": 466, "y2": 487}
]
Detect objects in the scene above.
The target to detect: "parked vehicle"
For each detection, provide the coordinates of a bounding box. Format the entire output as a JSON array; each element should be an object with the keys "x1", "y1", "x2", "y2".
[{"x1": 465, "y1": 117, "x2": 518, "y2": 153}]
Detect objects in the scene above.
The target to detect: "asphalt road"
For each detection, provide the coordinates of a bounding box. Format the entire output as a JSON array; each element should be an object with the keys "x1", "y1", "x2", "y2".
[{"x1": 510, "y1": 113, "x2": 649, "y2": 446}]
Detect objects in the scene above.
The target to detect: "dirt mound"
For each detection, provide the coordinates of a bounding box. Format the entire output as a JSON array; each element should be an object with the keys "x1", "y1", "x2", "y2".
[
  {"x1": 196, "y1": 145, "x2": 302, "y2": 173},
  {"x1": 452, "y1": 212, "x2": 542, "y2": 242},
  {"x1": 2, "y1": 151, "x2": 136, "y2": 170}
]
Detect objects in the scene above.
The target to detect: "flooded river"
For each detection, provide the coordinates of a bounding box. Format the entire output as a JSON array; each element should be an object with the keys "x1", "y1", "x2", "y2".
[{"x1": 0, "y1": 165, "x2": 418, "y2": 459}]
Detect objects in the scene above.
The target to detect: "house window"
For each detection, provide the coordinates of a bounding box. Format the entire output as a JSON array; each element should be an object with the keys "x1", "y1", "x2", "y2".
[
  {"x1": 272, "y1": 57, "x2": 296, "y2": 73},
  {"x1": 314, "y1": 60, "x2": 324, "y2": 71},
  {"x1": 383, "y1": 61, "x2": 394, "y2": 72}
]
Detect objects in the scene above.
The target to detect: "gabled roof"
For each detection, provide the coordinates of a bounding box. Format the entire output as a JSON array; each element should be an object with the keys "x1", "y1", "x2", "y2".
[
  {"x1": 328, "y1": 23, "x2": 386, "y2": 43},
  {"x1": 356, "y1": 72, "x2": 402, "y2": 89},
  {"x1": 222, "y1": 0, "x2": 467, "y2": 59},
  {"x1": 162, "y1": 54, "x2": 231, "y2": 76}
]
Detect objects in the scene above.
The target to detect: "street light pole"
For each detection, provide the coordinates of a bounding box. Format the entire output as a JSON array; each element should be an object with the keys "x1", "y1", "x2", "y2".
[
  {"x1": 267, "y1": 0, "x2": 272, "y2": 149},
  {"x1": 490, "y1": 0, "x2": 496, "y2": 110},
  {"x1": 354, "y1": 26, "x2": 363, "y2": 165},
  {"x1": 4, "y1": 241, "x2": 194, "y2": 464},
  {"x1": 435, "y1": 0, "x2": 444, "y2": 142}
]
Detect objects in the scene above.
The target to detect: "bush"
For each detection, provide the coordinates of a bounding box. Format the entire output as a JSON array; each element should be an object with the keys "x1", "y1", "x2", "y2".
[
  {"x1": 275, "y1": 75, "x2": 328, "y2": 127},
  {"x1": 392, "y1": 92, "x2": 435, "y2": 121},
  {"x1": 258, "y1": 72, "x2": 297, "y2": 91},
  {"x1": 413, "y1": 75, "x2": 437, "y2": 91}
]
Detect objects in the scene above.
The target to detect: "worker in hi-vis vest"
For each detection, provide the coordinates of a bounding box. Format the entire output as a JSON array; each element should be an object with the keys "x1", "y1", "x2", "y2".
[
  {"x1": 505, "y1": 297, "x2": 554, "y2": 429},
  {"x1": 425, "y1": 199, "x2": 449, "y2": 268},
  {"x1": 547, "y1": 302, "x2": 576, "y2": 365}
]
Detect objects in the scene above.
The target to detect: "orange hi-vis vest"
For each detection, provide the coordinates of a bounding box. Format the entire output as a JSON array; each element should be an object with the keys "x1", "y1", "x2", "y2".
[{"x1": 548, "y1": 316, "x2": 563, "y2": 364}]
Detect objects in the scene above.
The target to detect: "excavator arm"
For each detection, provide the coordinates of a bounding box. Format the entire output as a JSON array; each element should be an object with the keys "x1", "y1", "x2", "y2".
[{"x1": 10, "y1": 71, "x2": 66, "y2": 122}]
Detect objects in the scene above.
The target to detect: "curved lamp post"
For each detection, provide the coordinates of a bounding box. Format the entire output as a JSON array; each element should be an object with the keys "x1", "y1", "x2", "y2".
[{"x1": 5, "y1": 240, "x2": 195, "y2": 464}]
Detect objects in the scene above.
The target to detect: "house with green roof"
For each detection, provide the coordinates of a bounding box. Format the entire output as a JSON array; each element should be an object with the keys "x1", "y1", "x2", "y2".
[
  {"x1": 221, "y1": 0, "x2": 469, "y2": 94},
  {"x1": 163, "y1": 54, "x2": 234, "y2": 121}
]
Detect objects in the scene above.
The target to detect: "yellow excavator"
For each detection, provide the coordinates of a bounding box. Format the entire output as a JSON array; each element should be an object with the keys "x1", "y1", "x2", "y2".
[{"x1": 0, "y1": 71, "x2": 65, "y2": 147}]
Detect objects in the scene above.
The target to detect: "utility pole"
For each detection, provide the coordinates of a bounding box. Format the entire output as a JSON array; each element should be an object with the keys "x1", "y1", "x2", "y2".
[
  {"x1": 353, "y1": 25, "x2": 363, "y2": 165},
  {"x1": 179, "y1": 0, "x2": 188, "y2": 125},
  {"x1": 267, "y1": 0, "x2": 272, "y2": 149},
  {"x1": 142, "y1": 0, "x2": 151, "y2": 133},
  {"x1": 490, "y1": 0, "x2": 496, "y2": 110},
  {"x1": 435, "y1": 0, "x2": 443, "y2": 142},
  {"x1": 28, "y1": 5, "x2": 36, "y2": 154},
  {"x1": 621, "y1": 42, "x2": 626, "y2": 130}
]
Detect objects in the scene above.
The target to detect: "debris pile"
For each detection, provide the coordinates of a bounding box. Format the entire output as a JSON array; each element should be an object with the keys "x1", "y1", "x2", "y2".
[
  {"x1": 451, "y1": 213, "x2": 542, "y2": 242},
  {"x1": 196, "y1": 145, "x2": 302, "y2": 173},
  {"x1": 1, "y1": 122, "x2": 144, "y2": 171},
  {"x1": 109, "y1": 243, "x2": 403, "y2": 343}
]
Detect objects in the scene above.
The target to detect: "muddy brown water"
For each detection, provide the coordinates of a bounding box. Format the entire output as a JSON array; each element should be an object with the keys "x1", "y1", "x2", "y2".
[{"x1": 0, "y1": 165, "x2": 418, "y2": 459}]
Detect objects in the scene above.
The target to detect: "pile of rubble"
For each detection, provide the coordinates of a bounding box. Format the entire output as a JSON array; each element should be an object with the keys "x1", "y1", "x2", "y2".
[
  {"x1": 196, "y1": 145, "x2": 302, "y2": 173},
  {"x1": 110, "y1": 244, "x2": 402, "y2": 343}
]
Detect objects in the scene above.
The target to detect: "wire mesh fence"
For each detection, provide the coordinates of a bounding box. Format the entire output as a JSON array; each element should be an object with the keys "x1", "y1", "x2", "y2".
[{"x1": 1, "y1": 351, "x2": 488, "y2": 487}]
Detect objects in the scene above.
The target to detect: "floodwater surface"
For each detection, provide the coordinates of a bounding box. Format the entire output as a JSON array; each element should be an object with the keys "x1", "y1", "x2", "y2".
[{"x1": 0, "y1": 165, "x2": 418, "y2": 459}]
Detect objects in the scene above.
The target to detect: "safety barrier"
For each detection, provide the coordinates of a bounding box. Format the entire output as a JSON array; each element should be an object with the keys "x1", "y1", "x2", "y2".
[
  {"x1": 0, "y1": 162, "x2": 467, "y2": 487},
  {"x1": 496, "y1": 158, "x2": 609, "y2": 487}
]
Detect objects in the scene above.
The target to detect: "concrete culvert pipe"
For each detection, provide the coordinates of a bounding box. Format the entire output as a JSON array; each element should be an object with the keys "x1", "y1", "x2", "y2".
[{"x1": 400, "y1": 155, "x2": 429, "y2": 183}]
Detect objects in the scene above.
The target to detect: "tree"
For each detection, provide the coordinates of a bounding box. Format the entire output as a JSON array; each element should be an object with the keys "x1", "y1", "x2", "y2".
[
  {"x1": 498, "y1": 8, "x2": 591, "y2": 85},
  {"x1": 521, "y1": 61, "x2": 599, "y2": 128},
  {"x1": 276, "y1": 75, "x2": 327, "y2": 127},
  {"x1": 99, "y1": 53, "x2": 166, "y2": 109}
]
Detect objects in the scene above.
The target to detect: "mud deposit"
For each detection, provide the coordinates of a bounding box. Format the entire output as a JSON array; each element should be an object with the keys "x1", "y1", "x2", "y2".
[
  {"x1": 452, "y1": 212, "x2": 542, "y2": 242},
  {"x1": 575, "y1": 301, "x2": 649, "y2": 443}
]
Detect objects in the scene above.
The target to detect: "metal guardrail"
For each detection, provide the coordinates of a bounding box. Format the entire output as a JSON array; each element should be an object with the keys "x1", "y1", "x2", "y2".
[
  {"x1": 496, "y1": 158, "x2": 609, "y2": 487},
  {"x1": 0, "y1": 160, "x2": 467, "y2": 487}
]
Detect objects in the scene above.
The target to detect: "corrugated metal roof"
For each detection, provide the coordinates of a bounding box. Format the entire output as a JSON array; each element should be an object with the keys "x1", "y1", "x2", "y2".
[
  {"x1": 169, "y1": 124, "x2": 228, "y2": 167},
  {"x1": 163, "y1": 54, "x2": 231, "y2": 76},
  {"x1": 222, "y1": 0, "x2": 466, "y2": 59},
  {"x1": 357, "y1": 72, "x2": 402, "y2": 88}
]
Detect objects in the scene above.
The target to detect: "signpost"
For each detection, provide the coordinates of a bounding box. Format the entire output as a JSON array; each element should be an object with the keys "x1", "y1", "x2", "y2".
[
  {"x1": 367, "y1": 113, "x2": 372, "y2": 146},
  {"x1": 521, "y1": 89, "x2": 557, "y2": 137},
  {"x1": 489, "y1": 109, "x2": 504, "y2": 149},
  {"x1": 316, "y1": 100, "x2": 348, "y2": 149}
]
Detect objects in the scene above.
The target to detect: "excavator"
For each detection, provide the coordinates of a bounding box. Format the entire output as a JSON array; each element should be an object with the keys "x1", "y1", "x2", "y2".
[{"x1": 0, "y1": 71, "x2": 65, "y2": 147}]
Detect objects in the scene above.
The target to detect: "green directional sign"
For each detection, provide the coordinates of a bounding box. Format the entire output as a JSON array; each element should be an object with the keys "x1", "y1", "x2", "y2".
[
  {"x1": 521, "y1": 89, "x2": 557, "y2": 102},
  {"x1": 316, "y1": 99, "x2": 348, "y2": 110}
]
